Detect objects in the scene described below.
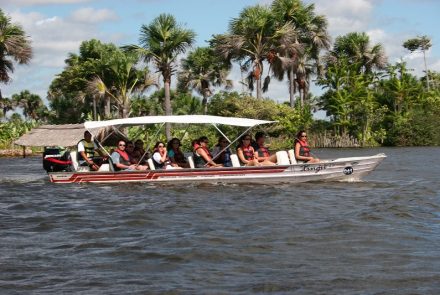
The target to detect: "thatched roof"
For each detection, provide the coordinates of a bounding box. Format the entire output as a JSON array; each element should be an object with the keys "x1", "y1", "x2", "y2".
[
  {"x1": 15, "y1": 124, "x2": 128, "y2": 147},
  {"x1": 14, "y1": 124, "x2": 86, "y2": 147}
]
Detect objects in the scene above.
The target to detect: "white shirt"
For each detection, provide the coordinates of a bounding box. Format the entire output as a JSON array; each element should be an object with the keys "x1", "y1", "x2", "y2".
[{"x1": 77, "y1": 140, "x2": 98, "y2": 153}]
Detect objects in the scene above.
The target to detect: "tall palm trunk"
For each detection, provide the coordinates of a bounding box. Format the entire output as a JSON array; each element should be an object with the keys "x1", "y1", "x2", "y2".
[
  {"x1": 93, "y1": 97, "x2": 97, "y2": 120},
  {"x1": 289, "y1": 68, "x2": 295, "y2": 107},
  {"x1": 423, "y1": 49, "x2": 430, "y2": 90},
  {"x1": 164, "y1": 76, "x2": 172, "y2": 140},
  {"x1": 202, "y1": 94, "x2": 208, "y2": 115},
  {"x1": 104, "y1": 97, "x2": 110, "y2": 118},
  {"x1": 256, "y1": 78, "x2": 262, "y2": 99},
  {"x1": 122, "y1": 101, "x2": 130, "y2": 118}
]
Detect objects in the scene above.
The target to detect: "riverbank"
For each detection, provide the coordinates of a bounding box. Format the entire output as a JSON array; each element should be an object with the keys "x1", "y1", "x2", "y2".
[{"x1": 0, "y1": 148, "x2": 35, "y2": 157}]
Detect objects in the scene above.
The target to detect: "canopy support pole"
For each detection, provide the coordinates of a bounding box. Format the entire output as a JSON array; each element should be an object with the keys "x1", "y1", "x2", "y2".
[
  {"x1": 210, "y1": 125, "x2": 255, "y2": 164},
  {"x1": 137, "y1": 123, "x2": 165, "y2": 165}
]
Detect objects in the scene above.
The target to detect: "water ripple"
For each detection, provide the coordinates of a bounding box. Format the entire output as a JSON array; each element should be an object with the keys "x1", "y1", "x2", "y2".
[{"x1": 1, "y1": 148, "x2": 440, "y2": 294}]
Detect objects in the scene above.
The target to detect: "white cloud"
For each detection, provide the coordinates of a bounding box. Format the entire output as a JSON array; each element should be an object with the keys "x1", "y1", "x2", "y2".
[
  {"x1": 431, "y1": 59, "x2": 440, "y2": 71},
  {"x1": 311, "y1": 0, "x2": 374, "y2": 35},
  {"x1": 1, "y1": 0, "x2": 90, "y2": 6},
  {"x1": 2, "y1": 8, "x2": 116, "y2": 98},
  {"x1": 70, "y1": 7, "x2": 118, "y2": 23},
  {"x1": 36, "y1": 16, "x2": 58, "y2": 26}
]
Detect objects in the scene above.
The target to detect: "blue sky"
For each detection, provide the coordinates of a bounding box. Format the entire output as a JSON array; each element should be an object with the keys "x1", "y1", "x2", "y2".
[{"x1": 2, "y1": 0, "x2": 439, "y2": 105}]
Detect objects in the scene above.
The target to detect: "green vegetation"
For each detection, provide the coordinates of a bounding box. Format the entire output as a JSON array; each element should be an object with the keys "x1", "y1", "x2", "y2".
[{"x1": 1, "y1": 3, "x2": 440, "y2": 151}]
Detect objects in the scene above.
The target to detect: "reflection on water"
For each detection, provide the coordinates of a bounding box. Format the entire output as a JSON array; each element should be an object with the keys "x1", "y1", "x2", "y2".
[{"x1": 1, "y1": 147, "x2": 439, "y2": 293}]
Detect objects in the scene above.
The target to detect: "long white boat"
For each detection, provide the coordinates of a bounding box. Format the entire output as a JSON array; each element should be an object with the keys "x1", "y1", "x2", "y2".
[{"x1": 47, "y1": 115, "x2": 386, "y2": 184}]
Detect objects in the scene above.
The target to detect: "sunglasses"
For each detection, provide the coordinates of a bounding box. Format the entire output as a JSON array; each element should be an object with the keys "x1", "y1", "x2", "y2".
[
  {"x1": 158, "y1": 145, "x2": 164, "y2": 148},
  {"x1": 243, "y1": 138, "x2": 251, "y2": 140},
  {"x1": 300, "y1": 135, "x2": 307, "y2": 138},
  {"x1": 119, "y1": 144, "x2": 126, "y2": 146}
]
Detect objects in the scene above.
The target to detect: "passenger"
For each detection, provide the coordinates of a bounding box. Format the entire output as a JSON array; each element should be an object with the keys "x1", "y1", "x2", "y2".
[
  {"x1": 167, "y1": 138, "x2": 189, "y2": 168},
  {"x1": 132, "y1": 139, "x2": 148, "y2": 164},
  {"x1": 294, "y1": 130, "x2": 320, "y2": 163},
  {"x1": 193, "y1": 136, "x2": 222, "y2": 168},
  {"x1": 125, "y1": 141, "x2": 138, "y2": 164},
  {"x1": 212, "y1": 136, "x2": 232, "y2": 167},
  {"x1": 237, "y1": 134, "x2": 260, "y2": 166},
  {"x1": 77, "y1": 130, "x2": 105, "y2": 171},
  {"x1": 111, "y1": 140, "x2": 148, "y2": 171},
  {"x1": 252, "y1": 131, "x2": 277, "y2": 165},
  {"x1": 152, "y1": 141, "x2": 181, "y2": 169}
]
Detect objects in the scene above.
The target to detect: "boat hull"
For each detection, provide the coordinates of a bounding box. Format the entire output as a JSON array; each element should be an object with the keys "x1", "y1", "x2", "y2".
[{"x1": 48, "y1": 153, "x2": 386, "y2": 184}]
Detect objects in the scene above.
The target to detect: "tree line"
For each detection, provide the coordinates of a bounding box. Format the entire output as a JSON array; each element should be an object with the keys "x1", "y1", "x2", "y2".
[{"x1": 1, "y1": 1, "x2": 439, "y2": 149}]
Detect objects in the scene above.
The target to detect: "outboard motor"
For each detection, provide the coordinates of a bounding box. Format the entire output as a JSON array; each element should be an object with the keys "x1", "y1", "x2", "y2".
[{"x1": 43, "y1": 147, "x2": 72, "y2": 172}]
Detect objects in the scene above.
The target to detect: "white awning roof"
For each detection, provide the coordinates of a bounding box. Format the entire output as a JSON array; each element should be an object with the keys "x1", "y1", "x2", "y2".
[{"x1": 84, "y1": 115, "x2": 276, "y2": 129}]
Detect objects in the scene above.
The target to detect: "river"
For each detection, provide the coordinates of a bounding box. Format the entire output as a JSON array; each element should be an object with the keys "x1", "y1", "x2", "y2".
[{"x1": 0, "y1": 147, "x2": 439, "y2": 294}]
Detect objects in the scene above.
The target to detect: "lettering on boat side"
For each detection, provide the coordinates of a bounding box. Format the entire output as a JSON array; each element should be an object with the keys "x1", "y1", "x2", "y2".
[
  {"x1": 343, "y1": 166, "x2": 354, "y2": 175},
  {"x1": 300, "y1": 163, "x2": 333, "y2": 173}
]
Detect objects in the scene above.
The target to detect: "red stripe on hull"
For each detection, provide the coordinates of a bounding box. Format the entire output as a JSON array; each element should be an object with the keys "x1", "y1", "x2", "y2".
[{"x1": 50, "y1": 166, "x2": 288, "y2": 183}]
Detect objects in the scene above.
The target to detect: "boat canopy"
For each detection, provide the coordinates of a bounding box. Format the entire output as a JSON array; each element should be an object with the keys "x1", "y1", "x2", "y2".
[{"x1": 84, "y1": 115, "x2": 276, "y2": 130}]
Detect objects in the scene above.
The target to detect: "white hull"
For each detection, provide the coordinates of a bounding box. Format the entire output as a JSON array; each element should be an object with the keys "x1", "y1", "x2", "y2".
[{"x1": 48, "y1": 153, "x2": 386, "y2": 184}]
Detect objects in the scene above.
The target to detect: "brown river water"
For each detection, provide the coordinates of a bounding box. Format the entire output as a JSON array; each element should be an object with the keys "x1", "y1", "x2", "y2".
[{"x1": 0, "y1": 147, "x2": 439, "y2": 294}]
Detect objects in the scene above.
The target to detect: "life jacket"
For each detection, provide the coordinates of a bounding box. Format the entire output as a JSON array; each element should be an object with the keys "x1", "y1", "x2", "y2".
[
  {"x1": 172, "y1": 148, "x2": 186, "y2": 163},
  {"x1": 240, "y1": 145, "x2": 255, "y2": 163},
  {"x1": 114, "y1": 149, "x2": 131, "y2": 170},
  {"x1": 193, "y1": 144, "x2": 212, "y2": 168},
  {"x1": 297, "y1": 140, "x2": 311, "y2": 157},
  {"x1": 152, "y1": 151, "x2": 170, "y2": 169},
  {"x1": 256, "y1": 145, "x2": 271, "y2": 158},
  {"x1": 214, "y1": 147, "x2": 232, "y2": 167},
  {"x1": 77, "y1": 139, "x2": 95, "y2": 160}
]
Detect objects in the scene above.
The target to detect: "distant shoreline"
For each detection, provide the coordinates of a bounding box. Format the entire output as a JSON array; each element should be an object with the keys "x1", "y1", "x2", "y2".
[{"x1": 0, "y1": 149, "x2": 35, "y2": 158}]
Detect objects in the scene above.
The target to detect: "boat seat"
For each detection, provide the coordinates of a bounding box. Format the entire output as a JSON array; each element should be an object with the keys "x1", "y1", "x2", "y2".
[
  {"x1": 70, "y1": 151, "x2": 90, "y2": 172},
  {"x1": 147, "y1": 158, "x2": 155, "y2": 170},
  {"x1": 107, "y1": 157, "x2": 115, "y2": 171},
  {"x1": 276, "y1": 151, "x2": 290, "y2": 165},
  {"x1": 288, "y1": 149, "x2": 297, "y2": 164},
  {"x1": 187, "y1": 156, "x2": 195, "y2": 169},
  {"x1": 98, "y1": 164, "x2": 110, "y2": 172},
  {"x1": 230, "y1": 154, "x2": 241, "y2": 167}
]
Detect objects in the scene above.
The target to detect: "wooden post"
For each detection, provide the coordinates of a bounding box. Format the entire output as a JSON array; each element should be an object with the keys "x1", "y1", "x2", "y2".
[{"x1": 22, "y1": 146, "x2": 26, "y2": 158}]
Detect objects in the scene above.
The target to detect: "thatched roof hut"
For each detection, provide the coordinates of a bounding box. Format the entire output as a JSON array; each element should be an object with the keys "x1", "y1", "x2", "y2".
[
  {"x1": 14, "y1": 124, "x2": 125, "y2": 148},
  {"x1": 14, "y1": 124, "x2": 86, "y2": 147}
]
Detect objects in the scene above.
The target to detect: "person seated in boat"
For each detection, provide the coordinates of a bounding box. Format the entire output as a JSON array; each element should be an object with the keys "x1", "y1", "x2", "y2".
[
  {"x1": 294, "y1": 130, "x2": 320, "y2": 163},
  {"x1": 77, "y1": 130, "x2": 106, "y2": 171},
  {"x1": 167, "y1": 138, "x2": 189, "y2": 168},
  {"x1": 237, "y1": 134, "x2": 260, "y2": 166},
  {"x1": 125, "y1": 141, "x2": 138, "y2": 164},
  {"x1": 212, "y1": 136, "x2": 232, "y2": 167},
  {"x1": 132, "y1": 139, "x2": 148, "y2": 165},
  {"x1": 192, "y1": 136, "x2": 223, "y2": 168},
  {"x1": 111, "y1": 140, "x2": 148, "y2": 171},
  {"x1": 152, "y1": 141, "x2": 182, "y2": 169},
  {"x1": 252, "y1": 131, "x2": 277, "y2": 165}
]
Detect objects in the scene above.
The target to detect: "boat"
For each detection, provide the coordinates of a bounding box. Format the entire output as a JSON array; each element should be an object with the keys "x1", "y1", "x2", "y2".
[{"x1": 46, "y1": 115, "x2": 386, "y2": 184}]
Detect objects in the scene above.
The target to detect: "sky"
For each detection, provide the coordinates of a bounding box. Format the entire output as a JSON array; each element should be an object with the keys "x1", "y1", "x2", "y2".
[{"x1": 1, "y1": 0, "x2": 440, "y2": 105}]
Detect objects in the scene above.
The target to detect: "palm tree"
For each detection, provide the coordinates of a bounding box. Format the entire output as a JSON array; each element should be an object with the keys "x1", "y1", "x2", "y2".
[
  {"x1": 126, "y1": 14, "x2": 196, "y2": 140},
  {"x1": 0, "y1": 9, "x2": 32, "y2": 100},
  {"x1": 326, "y1": 32, "x2": 387, "y2": 74},
  {"x1": 0, "y1": 96, "x2": 13, "y2": 119},
  {"x1": 12, "y1": 90, "x2": 46, "y2": 120},
  {"x1": 86, "y1": 50, "x2": 157, "y2": 119},
  {"x1": 403, "y1": 35, "x2": 432, "y2": 90},
  {"x1": 271, "y1": 0, "x2": 331, "y2": 107},
  {"x1": 178, "y1": 47, "x2": 232, "y2": 114},
  {"x1": 211, "y1": 5, "x2": 297, "y2": 99}
]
